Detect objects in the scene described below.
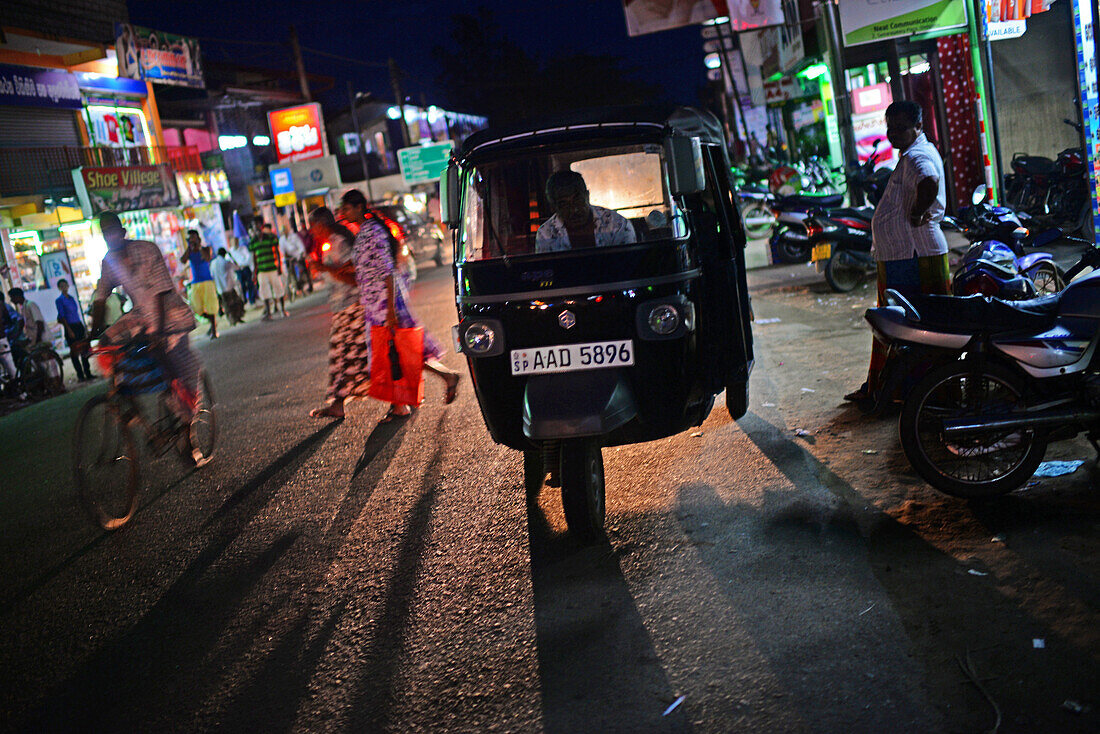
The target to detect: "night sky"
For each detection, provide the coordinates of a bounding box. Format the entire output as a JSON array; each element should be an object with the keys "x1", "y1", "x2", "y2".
[{"x1": 128, "y1": 1, "x2": 710, "y2": 113}]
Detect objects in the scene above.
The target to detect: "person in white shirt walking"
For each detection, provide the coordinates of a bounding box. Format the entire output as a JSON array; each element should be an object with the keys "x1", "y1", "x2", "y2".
[{"x1": 211, "y1": 247, "x2": 245, "y2": 325}]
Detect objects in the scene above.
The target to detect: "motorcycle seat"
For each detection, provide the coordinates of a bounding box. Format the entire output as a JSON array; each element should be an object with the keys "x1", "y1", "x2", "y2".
[
  {"x1": 828, "y1": 206, "x2": 874, "y2": 221},
  {"x1": 1012, "y1": 155, "x2": 1056, "y2": 176},
  {"x1": 775, "y1": 193, "x2": 844, "y2": 208},
  {"x1": 904, "y1": 293, "x2": 1060, "y2": 334}
]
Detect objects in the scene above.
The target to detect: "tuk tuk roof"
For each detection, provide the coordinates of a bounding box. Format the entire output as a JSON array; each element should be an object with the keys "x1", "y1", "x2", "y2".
[{"x1": 457, "y1": 106, "x2": 725, "y2": 162}]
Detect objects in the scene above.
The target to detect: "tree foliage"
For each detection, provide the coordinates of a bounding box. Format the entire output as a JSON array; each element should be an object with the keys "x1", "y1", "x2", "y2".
[{"x1": 433, "y1": 8, "x2": 661, "y2": 124}]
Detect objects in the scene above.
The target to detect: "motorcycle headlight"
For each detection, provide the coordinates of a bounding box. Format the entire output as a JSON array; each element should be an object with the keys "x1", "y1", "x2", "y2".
[
  {"x1": 463, "y1": 322, "x2": 496, "y2": 354},
  {"x1": 648, "y1": 304, "x2": 680, "y2": 336}
]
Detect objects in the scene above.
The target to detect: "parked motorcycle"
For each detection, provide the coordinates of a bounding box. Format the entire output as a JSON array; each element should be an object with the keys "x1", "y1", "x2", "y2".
[
  {"x1": 864, "y1": 242, "x2": 1100, "y2": 498},
  {"x1": 805, "y1": 206, "x2": 875, "y2": 292},
  {"x1": 1003, "y1": 119, "x2": 1090, "y2": 235}
]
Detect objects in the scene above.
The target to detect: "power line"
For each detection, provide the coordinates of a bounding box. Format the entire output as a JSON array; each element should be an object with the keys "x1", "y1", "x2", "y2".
[{"x1": 300, "y1": 46, "x2": 387, "y2": 68}]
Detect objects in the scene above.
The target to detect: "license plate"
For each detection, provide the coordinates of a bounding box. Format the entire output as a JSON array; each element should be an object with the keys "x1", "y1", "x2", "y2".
[
  {"x1": 510, "y1": 340, "x2": 634, "y2": 376},
  {"x1": 812, "y1": 242, "x2": 832, "y2": 262}
]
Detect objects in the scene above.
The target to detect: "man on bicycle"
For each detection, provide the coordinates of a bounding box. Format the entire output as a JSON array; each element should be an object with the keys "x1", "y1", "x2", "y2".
[{"x1": 89, "y1": 211, "x2": 202, "y2": 418}]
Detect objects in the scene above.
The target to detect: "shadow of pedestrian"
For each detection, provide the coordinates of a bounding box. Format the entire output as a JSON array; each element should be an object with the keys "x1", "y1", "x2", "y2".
[
  {"x1": 344, "y1": 433, "x2": 445, "y2": 731},
  {"x1": 525, "y1": 496, "x2": 692, "y2": 733}
]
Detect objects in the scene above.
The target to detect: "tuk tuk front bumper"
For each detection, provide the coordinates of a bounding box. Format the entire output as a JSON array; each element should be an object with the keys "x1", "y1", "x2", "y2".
[{"x1": 522, "y1": 369, "x2": 637, "y2": 440}]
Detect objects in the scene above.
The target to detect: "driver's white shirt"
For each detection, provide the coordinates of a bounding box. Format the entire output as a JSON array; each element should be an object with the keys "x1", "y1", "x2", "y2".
[{"x1": 535, "y1": 206, "x2": 637, "y2": 253}]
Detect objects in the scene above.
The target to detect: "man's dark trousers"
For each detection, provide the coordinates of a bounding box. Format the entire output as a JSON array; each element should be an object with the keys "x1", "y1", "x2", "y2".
[{"x1": 64, "y1": 321, "x2": 92, "y2": 380}]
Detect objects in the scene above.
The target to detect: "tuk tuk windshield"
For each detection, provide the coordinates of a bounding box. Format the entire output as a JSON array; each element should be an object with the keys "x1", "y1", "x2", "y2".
[{"x1": 460, "y1": 143, "x2": 686, "y2": 262}]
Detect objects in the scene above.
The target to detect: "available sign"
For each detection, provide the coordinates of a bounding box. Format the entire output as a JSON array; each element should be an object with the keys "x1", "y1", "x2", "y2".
[
  {"x1": 0, "y1": 63, "x2": 81, "y2": 110},
  {"x1": 268, "y1": 103, "x2": 328, "y2": 164},
  {"x1": 115, "y1": 24, "x2": 204, "y2": 88},
  {"x1": 840, "y1": 0, "x2": 966, "y2": 46},
  {"x1": 72, "y1": 165, "x2": 180, "y2": 217},
  {"x1": 397, "y1": 141, "x2": 455, "y2": 186}
]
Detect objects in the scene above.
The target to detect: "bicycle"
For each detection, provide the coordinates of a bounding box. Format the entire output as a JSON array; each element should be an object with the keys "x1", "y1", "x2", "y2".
[
  {"x1": 1, "y1": 337, "x2": 64, "y2": 400},
  {"x1": 72, "y1": 336, "x2": 216, "y2": 530}
]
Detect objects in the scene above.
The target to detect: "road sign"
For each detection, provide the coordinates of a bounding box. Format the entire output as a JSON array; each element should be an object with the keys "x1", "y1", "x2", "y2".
[
  {"x1": 270, "y1": 166, "x2": 296, "y2": 207},
  {"x1": 397, "y1": 141, "x2": 455, "y2": 186}
]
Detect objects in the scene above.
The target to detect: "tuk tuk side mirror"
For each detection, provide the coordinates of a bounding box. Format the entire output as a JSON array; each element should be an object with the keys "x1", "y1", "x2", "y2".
[
  {"x1": 665, "y1": 136, "x2": 705, "y2": 196},
  {"x1": 441, "y1": 161, "x2": 462, "y2": 228}
]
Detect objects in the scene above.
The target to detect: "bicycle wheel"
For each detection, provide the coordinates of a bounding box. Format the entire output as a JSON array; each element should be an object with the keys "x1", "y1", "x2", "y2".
[
  {"x1": 189, "y1": 370, "x2": 217, "y2": 467},
  {"x1": 73, "y1": 396, "x2": 140, "y2": 530}
]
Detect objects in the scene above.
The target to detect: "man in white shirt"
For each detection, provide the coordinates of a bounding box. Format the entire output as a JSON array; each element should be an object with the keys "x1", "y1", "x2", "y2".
[
  {"x1": 211, "y1": 247, "x2": 245, "y2": 325},
  {"x1": 847, "y1": 100, "x2": 951, "y2": 406},
  {"x1": 8, "y1": 288, "x2": 46, "y2": 345},
  {"x1": 535, "y1": 171, "x2": 637, "y2": 253},
  {"x1": 279, "y1": 227, "x2": 307, "y2": 298}
]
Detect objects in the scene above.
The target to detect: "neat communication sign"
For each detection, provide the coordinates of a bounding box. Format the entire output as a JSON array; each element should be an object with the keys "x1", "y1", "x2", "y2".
[
  {"x1": 270, "y1": 166, "x2": 297, "y2": 207},
  {"x1": 0, "y1": 63, "x2": 82, "y2": 109},
  {"x1": 72, "y1": 165, "x2": 180, "y2": 217},
  {"x1": 115, "y1": 24, "x2": 204, "y2": 88},
  {"x1": 268, "y1": 103, "x2": 327, "y2": 164},
  {"x1": 840, "y1": 0, "x2": 966, "y2": 46},
  {"x1": 397, "y1": 141, "x2": 455, "y2": 186}
]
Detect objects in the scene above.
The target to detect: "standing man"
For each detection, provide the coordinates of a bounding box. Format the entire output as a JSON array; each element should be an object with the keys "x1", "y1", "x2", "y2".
[
  {"x1": 8, "y1": 288, "x2": 45, "y2": 346},
  {"x1": 249, "y1": 223, "x2": 288, "y2": 320},
  {"x1": 211, "y1": 247, "x2": 245, "y2": 325},
  {"x1": 846, "y1": 100, "x2": 950, "y2": 406},
  {"x1": 183, "y1": 230, "x2": 219, "y2": 338},
  {"x1": 55, "y1": 278, "x2": 93, "y2": 381},
  {"x1": 279, "y1": 224, "x2": 307, "y2": 299}
]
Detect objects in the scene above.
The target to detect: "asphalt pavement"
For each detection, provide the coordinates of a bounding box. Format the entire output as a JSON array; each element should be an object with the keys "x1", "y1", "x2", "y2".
[{"x1": 1, "y1": 256, "x2": 1097, "y2": 733}]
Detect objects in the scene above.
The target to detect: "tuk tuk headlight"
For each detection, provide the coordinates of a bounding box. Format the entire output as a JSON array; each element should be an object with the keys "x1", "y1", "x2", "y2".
[
  {"x1": 463, "y1": 322, "x2": 496, "y2": 354},
  {"x1": 648, "y1": 304, "x2": 680, "y2": 335}
]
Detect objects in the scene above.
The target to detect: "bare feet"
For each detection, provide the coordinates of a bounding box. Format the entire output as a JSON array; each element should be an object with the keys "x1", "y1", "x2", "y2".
[{"x1": 310, "y1": 404, "x2": 345, "y2": 419}]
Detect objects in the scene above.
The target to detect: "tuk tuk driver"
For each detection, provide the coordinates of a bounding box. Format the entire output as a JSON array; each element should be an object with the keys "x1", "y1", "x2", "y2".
[{"x1": 535, "y1": 170, "x2": 637, "y2": 252}]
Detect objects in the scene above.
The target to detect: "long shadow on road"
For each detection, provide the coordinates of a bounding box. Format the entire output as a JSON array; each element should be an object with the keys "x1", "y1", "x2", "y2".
[{"x1": 525, "y1": 491, "x2": 692, "y2": 733}]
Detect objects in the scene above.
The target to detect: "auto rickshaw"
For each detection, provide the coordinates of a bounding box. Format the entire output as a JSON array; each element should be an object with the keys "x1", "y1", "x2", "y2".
[{"x1": 442, "y1": 107, "x2": 754, "y2": 540}]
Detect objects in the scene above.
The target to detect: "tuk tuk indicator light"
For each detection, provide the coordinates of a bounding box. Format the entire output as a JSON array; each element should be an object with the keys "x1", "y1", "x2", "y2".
[
  {"x1": 464, "y1": 323, "x2": 496, "y2": 354},
  {"x1": 648, "y1": 305, "x2": 680, "y2": 335}
]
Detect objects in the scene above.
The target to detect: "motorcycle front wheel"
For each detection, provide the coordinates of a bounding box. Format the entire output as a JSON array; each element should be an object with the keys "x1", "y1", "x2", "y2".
[
  {"x1": 824, "y1": 249, "x2": 868, "y2": 292},
  {"x1": 899, "y1": 361, "x2": 1047, "y2": 498}
]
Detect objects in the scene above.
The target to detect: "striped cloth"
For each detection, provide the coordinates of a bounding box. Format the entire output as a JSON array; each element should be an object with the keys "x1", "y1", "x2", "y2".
[{"x1": 249, "y1": 235, "x2": 281, "y2": 273}]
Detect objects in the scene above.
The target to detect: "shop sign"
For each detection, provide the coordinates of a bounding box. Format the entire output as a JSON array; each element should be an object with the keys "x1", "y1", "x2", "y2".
[
  {"x1": 397, "y1": 141, "x2": 455, "y2": 186},
  {"x1": 270, "y1": 166, "x2": 297, "y2": 207},
  {"x1": 623, "y1": 0, "x2": 784, "y2": 37},
  {"x1": 71, "y1": 165, "x2": 180, "y2": 217},
  {"x1": 763, "y1": 77, "x2": 816, "y2": 105},
  {"x1": 85, "y1": 105, "x2": 150, "y2": 148},
  {"x1": 115, "y1": 24, "x2": 204, "y2": 88},
  {"x1": 988, "y1": 20, "x2": 1027, "y2": 41},
  {"x1": 176, "y1": 170, "x2": 231, "y2": 206},
  {"x1": 0, "y1": 63, "x2": 82, "y2": 110},
  {"x1": 268, "y1": 103, "x2": 328, "y2": 164},
  {"x1": 840, "y1": 0, "x2": 966, "y2": 46},
  {"x1": 74, "y1": 72, "x2": 147, "y2": 97},
  {"x1": 288, "y1": 155, "x2": 342, "y2": 195}
]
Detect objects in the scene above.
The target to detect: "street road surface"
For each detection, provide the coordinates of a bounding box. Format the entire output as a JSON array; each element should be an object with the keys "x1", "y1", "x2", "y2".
[{"x1": 1, "y1": 260, "x2": 1097, "y2": 732}]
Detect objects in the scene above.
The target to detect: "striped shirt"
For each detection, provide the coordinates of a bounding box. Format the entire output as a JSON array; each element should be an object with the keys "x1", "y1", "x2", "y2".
[
  {"x1": 95, "y1": 239, "x2": 196, "y2": 338},
  {"x1": 249, "y1": 234, "x2": 281, "y2": 273},
  {"x1": 870, "y1": 133, "x2": 947, "y2": 261}
]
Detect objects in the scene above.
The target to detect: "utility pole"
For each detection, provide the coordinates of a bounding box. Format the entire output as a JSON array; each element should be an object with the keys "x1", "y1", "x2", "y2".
[
  {"x1": 348, "y1": 81, "x2": 375, "y2": 202},
  {"x1": 389, "y1": 58, "x2": 411, "y2": 148},
  {"x1": 717, "y1": 20, "x2": 751, "y2": 161},
  {"x1": 288, "y1": 25, "x2": 311, "y2": 102},
  {"x1": 820, "y1": 0, "x2": 859, "y2": 201}
]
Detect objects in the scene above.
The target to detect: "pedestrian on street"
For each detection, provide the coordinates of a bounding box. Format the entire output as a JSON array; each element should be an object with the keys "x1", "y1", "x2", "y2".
[
  {"x1": 279, "y1": 224, "x2": 307, "y2": 300},
  {"x1": 8, "y1": 288, "x2": 45, "y2": 345},
  {"x1": 0, "y1": 291, "x2": 19, "y2": 380},
  {"x1": 249, "y1": 223, "x2": 289, "y2": 320},
  {"x1": 229, "y1": 236, "x2": 257, "y2": 305},
  {"x1": 846, "y1": 100, "x2": 950, "y2": 406},
  {"x1": 306, "y1": 206, "x2": 371, "y2": 419},
  {"x1": 337, "y1": 188, "x2": 460, "y2": 422},
  {"x1": 183, "y1": 230, "x2": 219, "y2": 338},
  {"x1": 54, "y1": 278, "x2": 93, "y2": 381},
  {"x1": 211, "y1": 248, "x2": 245, "y2": 325}
]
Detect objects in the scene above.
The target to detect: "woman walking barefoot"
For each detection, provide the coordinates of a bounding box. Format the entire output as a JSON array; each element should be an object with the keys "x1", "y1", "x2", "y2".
[
  {"x1": 337, "y1": 189, "x2": 460, "y2": 422},
  {"x1": 307, "y1": 207, "x2": 371, "y2": 419}
]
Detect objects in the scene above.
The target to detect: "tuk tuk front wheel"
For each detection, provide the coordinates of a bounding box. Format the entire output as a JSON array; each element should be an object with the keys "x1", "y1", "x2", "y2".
[
  {"x1": 559, "y1": 439, "x2": 605, "y2": 542},
  {"x1": 726, "y1": 381, "x2": 749, "y2": 420},
  {"x1": 523, "y1": 449, "x2": 545, "y2": 496}
]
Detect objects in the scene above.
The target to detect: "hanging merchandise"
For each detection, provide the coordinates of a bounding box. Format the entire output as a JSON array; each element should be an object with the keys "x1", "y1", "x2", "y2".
[{"x1": 937, "y1": 34, "x2": 985, "y2": 201}]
